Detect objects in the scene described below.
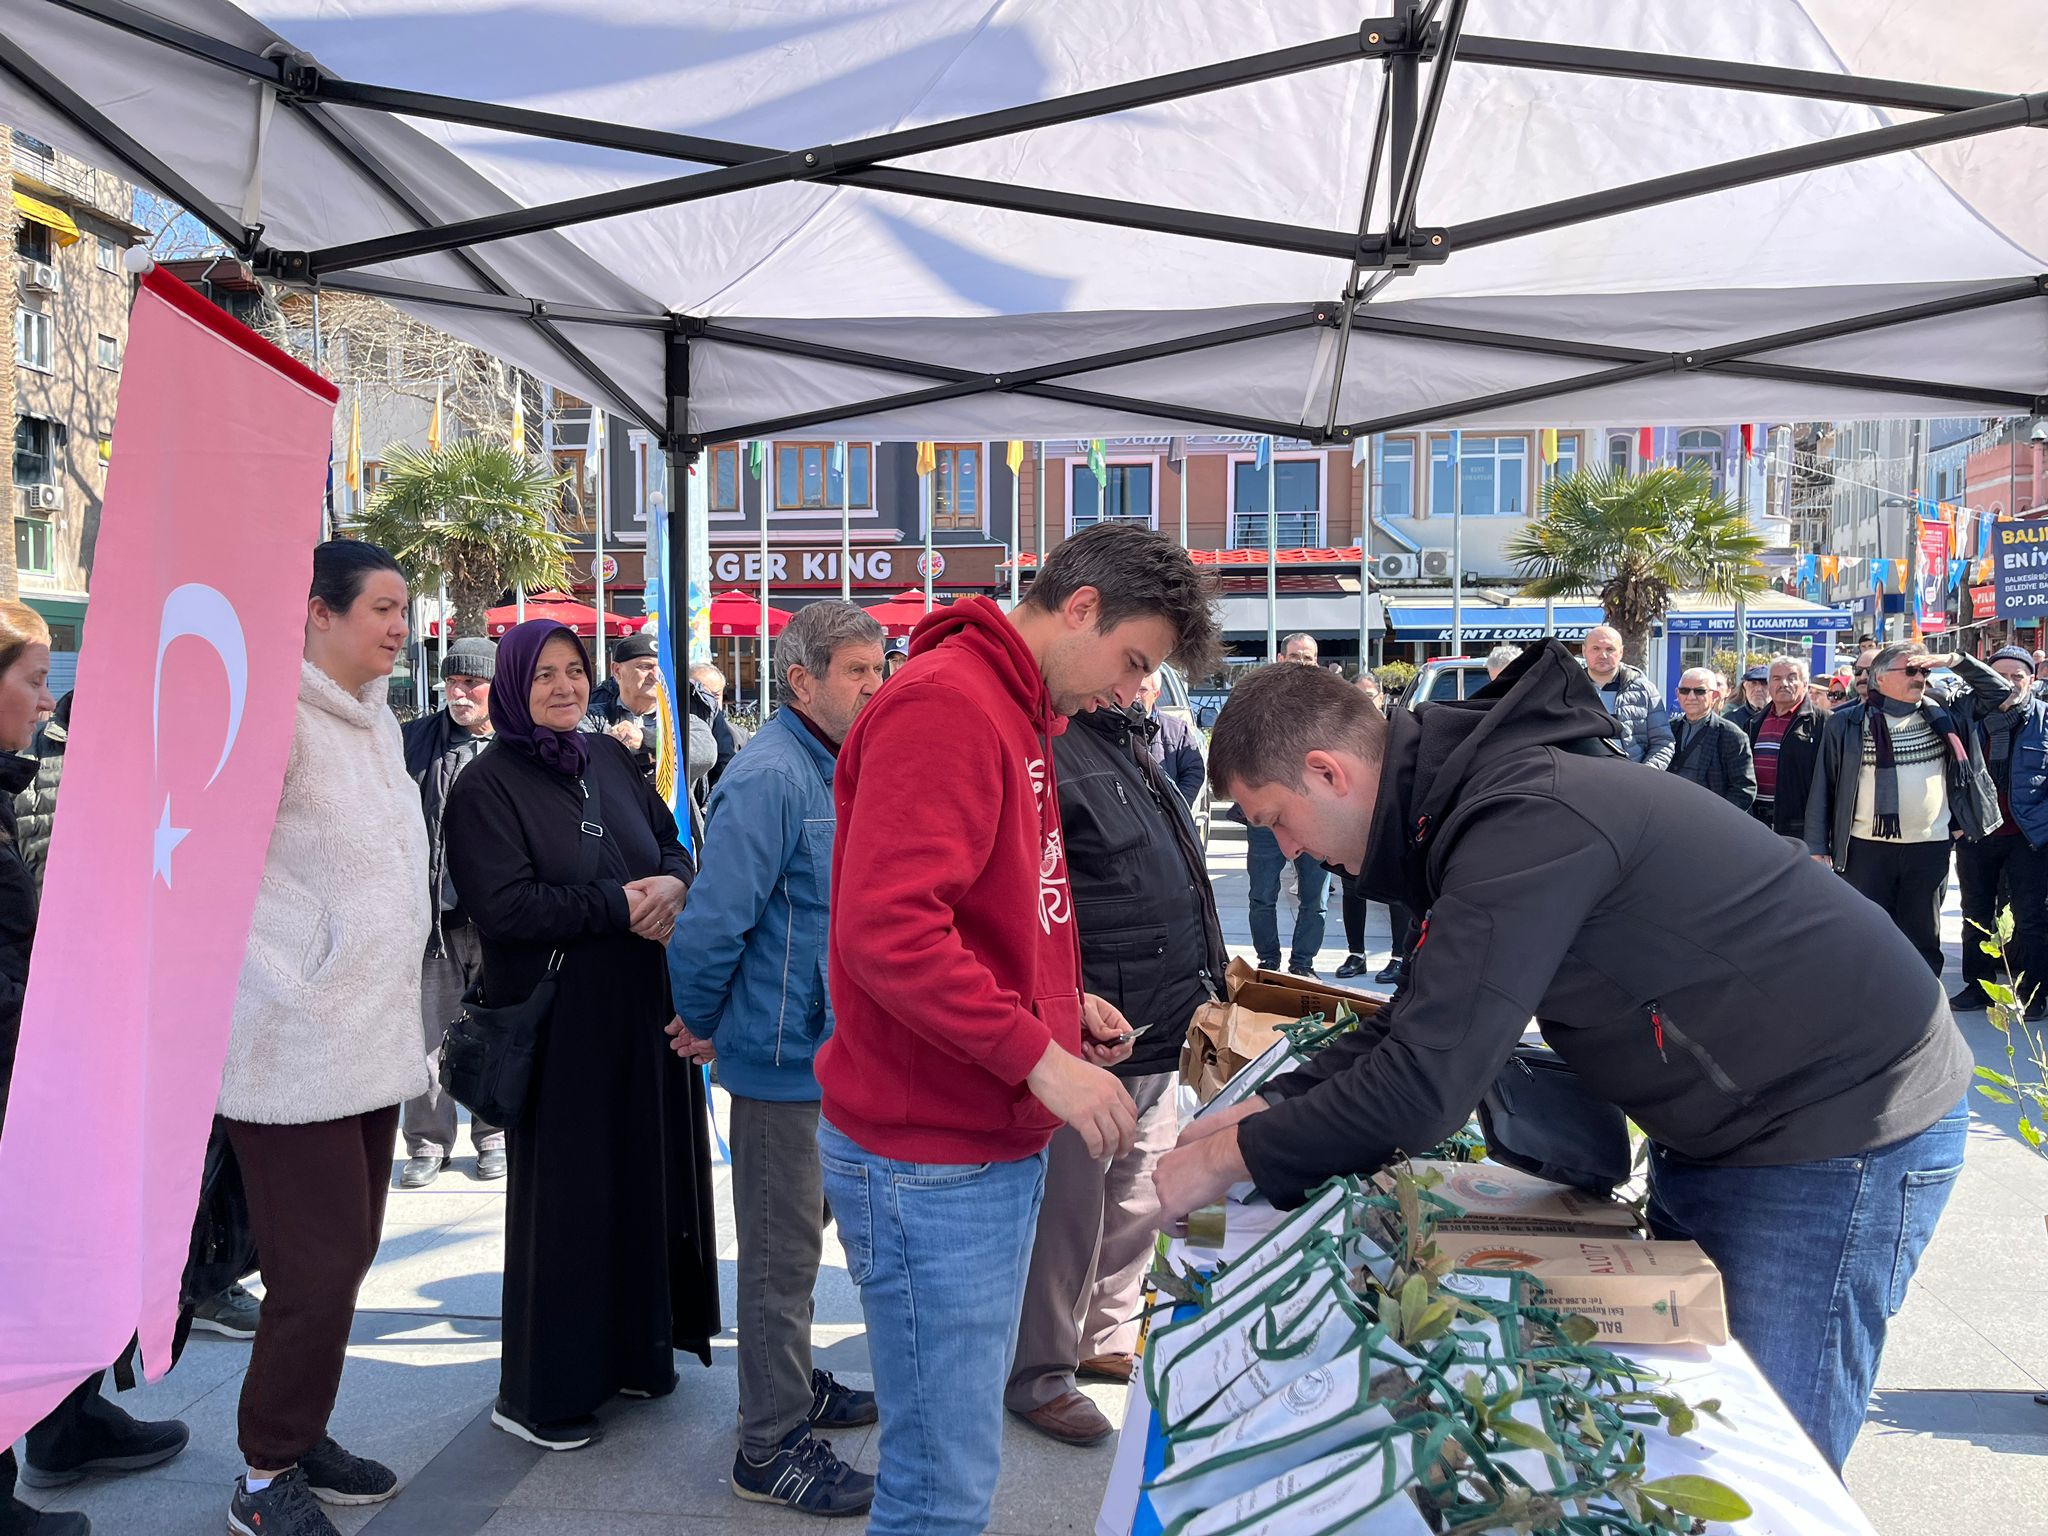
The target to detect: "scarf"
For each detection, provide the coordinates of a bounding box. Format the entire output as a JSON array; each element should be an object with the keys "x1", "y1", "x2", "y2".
[
  {"x1": 488, "y1": 619, "x2": 593, "y2": 777},
  {"x1": 1866, "y1": 696, "x2": 1965, "y2": 840},
  {"x1": 1983, "y1": 705, "x2": 2023, "y2": 789}
]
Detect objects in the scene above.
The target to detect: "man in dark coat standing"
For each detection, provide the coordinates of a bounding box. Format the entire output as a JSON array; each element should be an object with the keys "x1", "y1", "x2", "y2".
[
  {"x1": 1668, "y1": 667, "x2": 1757, "y2": 812},
  {"x1": 1135, "y1": 670, "x2": 1205, "y2": 805},
  {"x1": 1748, "y1": 655, "x2": 1822, "y2": 839},
  {"x1": 1726, "y1": 665, "x2": 1769, "y2": 733},
  {"x1": 397, "y1": 636, "x2": 504, "y2": 1189}
]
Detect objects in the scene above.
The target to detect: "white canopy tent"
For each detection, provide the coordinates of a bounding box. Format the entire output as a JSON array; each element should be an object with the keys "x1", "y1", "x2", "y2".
[{"x1": 2, "y1": 0, "x2": 2045, "y2": 607}]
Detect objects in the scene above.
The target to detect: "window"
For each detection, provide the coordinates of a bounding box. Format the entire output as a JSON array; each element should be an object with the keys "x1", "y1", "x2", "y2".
[
  {"x1": 96, "y1": 334, "x2": 121, "y2": 371},
  {"x1": 1231, "y1": 459, "x2": 1321, "y2": 548},
  {"x1": 774, "y1": 441, "x2": 873, "y2": 511},
  {"x1": 14, "y1": 518, "x2": 52, "y2": 576},
  {"x1": 1071, "y1": 463, "x2": 1155, "y2": 530},
  {"x1": 1607, "y1": 432, "x2": 1633, "y2": 474},
  {"x1": 551, "y1": 449, "x2": 595, "y2": 534},
  {"x1": 709, "y1": 445, "x2": 739, "y2": 514},
  {"x1": 1379, "y1": 439, "x2": 1416, "y2": 519},
  {"x1": 932, "y1": 444, "x2": 979, "y2": 530},
  {"x1": 15, "y1": 309, "x2": 52, "y2": 371},
  {"x1": 1677, "y1": 428, "x2": 1725, "y2": 495},
  {"x1": 14, "y1": 219, "x2": 51, "y2": 263},
  {"x1": 95, "y1": 235, "x2": 120, "y2": 274},
  {"x1": 1430, "y1": 435, "x2": 1529, "y2": 517},
  {"x1": 1553, "y1": 432, "x2": 1581, "y2": 481},
  {"x1": 13, "y1": 417, "x2": 60, "y2": 485}
]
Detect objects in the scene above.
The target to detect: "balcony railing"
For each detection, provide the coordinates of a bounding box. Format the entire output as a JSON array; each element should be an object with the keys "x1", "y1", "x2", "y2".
[
  {"x1": 1231, "y1": 512, "x2": 1320, "y2": 550},
  {"x1": 12, "y1": 142, "x2": 130, "y2": 222}
]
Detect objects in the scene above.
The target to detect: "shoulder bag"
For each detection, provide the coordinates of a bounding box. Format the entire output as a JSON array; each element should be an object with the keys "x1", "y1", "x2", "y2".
[
  {"x1": 1477, "y1": 1043, "x2": 1633, "y2": 1196},
  {"x1": 439, "y1": 766, "x2": 607, "y2": 1126}
]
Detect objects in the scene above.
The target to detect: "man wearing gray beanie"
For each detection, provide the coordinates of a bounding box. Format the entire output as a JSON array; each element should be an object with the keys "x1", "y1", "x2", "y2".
[{"x1": 397, "y1": 634, "x2": 505, "y2": 1188}]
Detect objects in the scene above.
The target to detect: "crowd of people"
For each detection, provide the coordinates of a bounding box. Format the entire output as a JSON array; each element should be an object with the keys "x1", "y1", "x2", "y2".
[{"x1": 0, "y1": 523, "x2": 2020, "y2": 1535}]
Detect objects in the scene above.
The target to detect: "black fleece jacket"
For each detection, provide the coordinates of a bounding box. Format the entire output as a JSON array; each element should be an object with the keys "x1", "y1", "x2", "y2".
[{"x1": 1239, "y1": 639, "x2": 1971, "y2": 1206}]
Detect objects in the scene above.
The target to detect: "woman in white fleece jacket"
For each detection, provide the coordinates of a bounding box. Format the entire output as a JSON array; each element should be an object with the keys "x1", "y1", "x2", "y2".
[{"x1": 219, "y1": 541, "x2": 430, "y2": 1536}]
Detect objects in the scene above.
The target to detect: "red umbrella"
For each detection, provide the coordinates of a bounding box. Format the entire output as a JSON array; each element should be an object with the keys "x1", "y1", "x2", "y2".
[
  {"x1": 861, "y1": 588, "x2": 943, "y2": 637},
  {"x1": 439, "y1": 593, "x2": 646, "y2": 639},
  {"x1": 709, "y1": 588, "x2": 792, "y2": 637}
]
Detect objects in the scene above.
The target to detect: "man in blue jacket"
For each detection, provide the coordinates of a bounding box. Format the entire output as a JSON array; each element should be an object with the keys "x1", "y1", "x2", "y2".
[{"x1": 667, "y1": 600, "x2": 887, "y2": 1517}]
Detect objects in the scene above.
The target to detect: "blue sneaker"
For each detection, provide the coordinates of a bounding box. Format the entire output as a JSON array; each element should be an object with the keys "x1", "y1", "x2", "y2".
[
  {"x1": 732, "y1": 1432, "x2": 874, "y2": 1517},
  {"x1": 807, "y1": 1369, "x2": 878, "y2": 1429}
]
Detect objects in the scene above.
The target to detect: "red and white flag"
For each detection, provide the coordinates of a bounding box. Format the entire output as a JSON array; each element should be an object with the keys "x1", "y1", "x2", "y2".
[{"x1": 0, "y1": 270, "x2": 336, "y2": 1439}]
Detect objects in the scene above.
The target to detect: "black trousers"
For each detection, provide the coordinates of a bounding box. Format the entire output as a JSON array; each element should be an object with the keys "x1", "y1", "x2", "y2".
[
  {"x1": 1843, "y1": 838, "x2": 1954, "y2": 977},
  {"x1": 1337, "y1": 873, "x2": 1416, "y2": 961},
  {"x1": 1956, "y1": 835, "x2": 2048, "y2": 995},
  {"x1": 1, "y1": 1373, "x2": 103, "y2": 1531}
]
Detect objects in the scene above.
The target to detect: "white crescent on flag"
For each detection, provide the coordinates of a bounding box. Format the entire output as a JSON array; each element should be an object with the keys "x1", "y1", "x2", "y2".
[{"x1": 151, "y1": 583, "x2": 249, "y2": 887}]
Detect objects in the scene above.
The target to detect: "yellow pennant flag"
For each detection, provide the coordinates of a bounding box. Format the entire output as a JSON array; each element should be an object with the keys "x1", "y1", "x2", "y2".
[
  {"x1": 428, "y1": 382, "x2": 445, "y2": 453},
  {"x1": 1006, "y1": 440, "x2": 1025, "y2": 474},
  {"x1": 344, "y1": 395, "x2": 361, "y2": 494},
  {"x1": 509, "y1": 389, "x2": 525, "y2": 456},
  {"x1": 1539, "y1": 428, "x2": 1558, "y2": 467},
  {"x1": 916, "y1": 440, "x2": 937, "y2": 477}
]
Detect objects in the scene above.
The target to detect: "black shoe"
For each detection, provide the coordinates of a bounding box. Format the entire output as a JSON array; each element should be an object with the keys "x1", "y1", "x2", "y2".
[
  {"x1": 398, "y1": 1154, "x2": 449, "y2": 1190},
  {"x1": 190, "y1": 1281, "x2": 261, "y2": 1339},
  {"x1": 490, "y1": 1404, "x2": 601, "y2": 1452},
  {"x1": 1375, "y1": 959, "x2": 1404, "y2": 984},
  {"x1": 1948, "y1": 984, "x2": 1995, "y2": 1012},
  {"x1": 619, "y1": 1369, "x2": 680, "y2": 1401},
  {"x1": 19, "y1": 1402, "x2": 188, "y2": 1488},
  {"x1": 228, "y1": 1469, "x2": 339, "y2": 1536},
  {"x1": 473, "y1": 1147, "x2": 508, "y2": 1181},
  {"x1": 299, "y1": 1436, "x2": 398, "y2": 1506},
  {"x1": 1286, "y1": 963, "x2": 1318, "y2": 980},
  {"x1": 1333, "y1": 953, "x2": 1369, "y2": 979},
  {"x1": 5, "y1": 1499, "x2": 89, "y2": 1535},
  {"x1": 807, "y1": 1369, "x2": 878, "y2": 1429},
  {"x1": 731, "y1": 1432, "x2": 875, "y2": 1517}
]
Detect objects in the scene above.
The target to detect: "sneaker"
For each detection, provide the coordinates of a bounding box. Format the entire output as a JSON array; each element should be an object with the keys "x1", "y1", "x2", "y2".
[
  {"x1": 6, "y1": 1499, "x2": 89, "y2": 1535},
  {"x1": 299, "y1": 1436, "x2": 399, "y2": 1506},
  {"x1": 398, "y1": 1154, "x2": 449, "y2": 1190},
  {"x1": 807, "y1": 1369, "x2": 877, "y2": 1429},
  {"x1": 191, "y1": 1281, "x2": 261, "y2": 1340},
  {"x1": 227, "y1": 1468, "x2": 339, "y2": 1536},
  {"x1": 1286, "y1": 963, "x2": 1318, "y2": 980},
  {"x1": 1948, "y1": 984, "x2": 1995, "y2": 1012},
  {"x1": 731, "y1": 1432, "x2": 875, "y2": 1517},
  {"x1": 19, "y1": 1401, "x2": 188, "y2": 1488},
  {"x1": 1333, "y1": 953, "x2": 1369, "y2": 979},
  {"x1": 490, "y1": 1403, "x2": 601, "y2": 1452},
  {"x1": 473, "y1": 1147, "x2": 508, "y2": 1181}
]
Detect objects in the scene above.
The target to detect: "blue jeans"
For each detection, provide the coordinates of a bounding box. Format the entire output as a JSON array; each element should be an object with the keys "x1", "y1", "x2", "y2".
[
  {"x1": 1647, "y1": 1100, "x2": 1968, "y2": 1472},
  {"x1": 818, "y1": 1119, "x2": 1048, "y2": 1536},
  {"x1": 1245, "y1": 825, "x2": 1329, "y2": 971}
]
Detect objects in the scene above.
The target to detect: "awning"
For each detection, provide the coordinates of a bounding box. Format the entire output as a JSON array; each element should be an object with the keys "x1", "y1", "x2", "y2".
[
  {"x1": 11, "y1": 191, "x2": 79, "y2": 247},
  {"x1": 1385, "y1": 602, "x2": 1604, "y2": 643}
]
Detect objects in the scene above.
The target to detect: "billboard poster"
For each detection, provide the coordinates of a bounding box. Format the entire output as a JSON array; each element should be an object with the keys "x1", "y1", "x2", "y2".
[{"x1": 1916, "y1": 520, "x2": 1950, "y2": 634}]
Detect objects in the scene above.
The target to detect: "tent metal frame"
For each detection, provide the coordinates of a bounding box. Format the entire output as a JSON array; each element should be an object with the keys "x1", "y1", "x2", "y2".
[{"x1": 8, "y1": 0, "x2": 2048, "y2": 616}]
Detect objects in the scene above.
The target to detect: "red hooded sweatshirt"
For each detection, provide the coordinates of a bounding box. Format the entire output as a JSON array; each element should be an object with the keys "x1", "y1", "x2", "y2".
[{"x1": 817, "y1": 597, "x2": 1083, "y2": 1164}]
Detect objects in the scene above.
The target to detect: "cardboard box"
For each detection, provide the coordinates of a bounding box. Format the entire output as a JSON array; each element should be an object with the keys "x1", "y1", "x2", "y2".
[
  {"x1": 1437, "y1": 1232, "x2": 1729, "y2": 1346},
  {"x1": 1224, "y1": 956, "x2": 1386, "y2": 1024},
  {"x1": 1393, "y1": 1161, "x2": 1640, "y2": 1231}
]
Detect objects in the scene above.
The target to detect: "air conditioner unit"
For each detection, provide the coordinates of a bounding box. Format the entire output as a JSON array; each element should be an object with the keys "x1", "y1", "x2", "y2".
[
  {"x1": 23, "y1": 262, "x2": 59, "y2": 295},
  {"x1": 1419, "y1": 548, "x2": 1455, "y2": 579},
  {"x1": 21, "y1": 485, "x2": 61, "y2": 513},
  {"x1": 1371, "y1": 552, "x2": 1418, "y2": 581}
]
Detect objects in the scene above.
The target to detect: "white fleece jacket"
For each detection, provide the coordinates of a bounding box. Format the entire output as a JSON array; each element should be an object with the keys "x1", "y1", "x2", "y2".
[{"x1": 218, "y1": 660, "x2": 432, "y2": 1124}]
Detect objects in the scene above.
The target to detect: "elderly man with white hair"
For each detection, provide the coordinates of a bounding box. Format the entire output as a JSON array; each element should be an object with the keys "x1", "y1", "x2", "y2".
[
  {"x1": 1581, "y1": 624, "x2": 1673, "y2": 767},
  {"x1": 1484, "y1": 644, "x2": 1522, "y2": 680},
  {"x1": 1747, "y1": 654, "x2": 1823, "y2": 839},
  {"x1": 1667, "y1": 666, "x2": 1757, "y2": 812}
]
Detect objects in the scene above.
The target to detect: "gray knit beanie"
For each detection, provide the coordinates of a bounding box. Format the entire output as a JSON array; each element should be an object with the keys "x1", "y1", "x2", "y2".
[{"x1": 442, "y1": 636, "x2": 498, "y2": 681}]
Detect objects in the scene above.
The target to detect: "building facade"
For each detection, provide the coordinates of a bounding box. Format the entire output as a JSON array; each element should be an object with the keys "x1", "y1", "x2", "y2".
[{"x1": 8, "y1": 128, "x2": 142, "y2": 674}]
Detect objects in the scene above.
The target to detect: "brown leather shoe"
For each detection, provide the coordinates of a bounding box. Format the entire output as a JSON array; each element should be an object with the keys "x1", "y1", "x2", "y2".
[
  {"x1": 1012, "y1": 1390, "x2": 1114, "y2": 1446},
  {"x1": 1077, "y1": 1353, "x2": 1136, "y2": 1383}
]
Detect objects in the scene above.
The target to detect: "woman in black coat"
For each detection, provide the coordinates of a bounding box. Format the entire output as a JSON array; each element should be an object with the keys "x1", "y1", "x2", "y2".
[{"x1": 442, "y1": 619, "x2": 719, "y2": 1452}]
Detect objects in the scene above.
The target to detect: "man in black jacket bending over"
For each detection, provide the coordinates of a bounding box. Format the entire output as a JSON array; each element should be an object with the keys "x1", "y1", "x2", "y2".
[
  {"x1": 1006, "y1": 700, "x2": 1227, "y2": 1447},
  {"x1": 1157, "y1": 642, "x2": 1971, "y2": 1475}
]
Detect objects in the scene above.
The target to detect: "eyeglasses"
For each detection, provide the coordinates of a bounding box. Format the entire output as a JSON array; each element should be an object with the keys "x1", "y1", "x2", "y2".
[
  {"x1": 1897, "y1": 666, "x2": 1933, "y2": 679},
  {"x1": 1675, "y1": 686, "x2": 1708, "y2": 696}
]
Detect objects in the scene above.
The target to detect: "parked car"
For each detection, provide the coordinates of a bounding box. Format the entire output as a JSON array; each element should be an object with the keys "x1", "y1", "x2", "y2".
[{"x1": 1404, "y1": 656, "x2": 1494, "y2": 708}]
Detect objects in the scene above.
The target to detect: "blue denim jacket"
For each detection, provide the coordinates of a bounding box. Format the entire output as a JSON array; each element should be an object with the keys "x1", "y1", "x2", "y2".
[{"x1": 668, "y1": 709, "x2": 836, "y2": 1102}]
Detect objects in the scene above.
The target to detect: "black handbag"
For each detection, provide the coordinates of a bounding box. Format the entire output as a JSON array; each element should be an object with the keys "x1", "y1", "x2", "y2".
[
  {"x1": 1477, "y1": 1044, "x2": 1633, "y2": 1197},
  {"x1": 438, "y1": 765, "x2": 605, "y2": 1126}
]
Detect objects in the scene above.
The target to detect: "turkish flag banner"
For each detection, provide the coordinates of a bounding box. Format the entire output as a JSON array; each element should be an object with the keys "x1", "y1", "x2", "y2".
[{"x1": 0, "y1": 270, "x2": 336, "y2": 1440}]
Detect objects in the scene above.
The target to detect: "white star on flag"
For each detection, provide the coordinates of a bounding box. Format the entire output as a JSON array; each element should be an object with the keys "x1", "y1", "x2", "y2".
[{"x1": 153, "y1": 796, "x2": 190, "y2": 888}]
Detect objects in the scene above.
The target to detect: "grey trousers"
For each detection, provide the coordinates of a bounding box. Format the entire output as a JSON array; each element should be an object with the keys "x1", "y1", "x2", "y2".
[
  {"x1": 732, "y1": 1094, "x2": 828, "y2": 1460},
  {"x1": 400, "y1": 922, "x2": 504, "y2": 1160},
  {"x1": 1006, "y1": 1071, "x2": 1178, "y2": 1413}
]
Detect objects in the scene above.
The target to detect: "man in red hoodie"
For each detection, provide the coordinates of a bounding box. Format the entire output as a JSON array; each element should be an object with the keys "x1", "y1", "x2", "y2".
[{"x1": 817, "y1": 523, "x2": 1219, "y2": 1536}]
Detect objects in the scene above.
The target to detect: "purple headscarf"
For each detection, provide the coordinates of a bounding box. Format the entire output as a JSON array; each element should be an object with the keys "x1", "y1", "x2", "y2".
[{"x1": 488, "y1": 619, "x2": 593, "y2": 776}]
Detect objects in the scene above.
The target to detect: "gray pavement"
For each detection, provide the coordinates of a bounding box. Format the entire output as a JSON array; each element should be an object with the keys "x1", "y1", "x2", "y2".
[{"x1": 16, "y1": 823, "x2": 2048, "y2": 1534}]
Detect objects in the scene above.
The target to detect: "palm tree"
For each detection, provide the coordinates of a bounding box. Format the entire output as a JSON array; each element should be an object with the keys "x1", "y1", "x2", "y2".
[
  {"x1": 1504, "y1": 463, "x2": 1767, "y2": 663},
  {"x1": 352, "y1": 439, "x2": 572, "y2": 637}
]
